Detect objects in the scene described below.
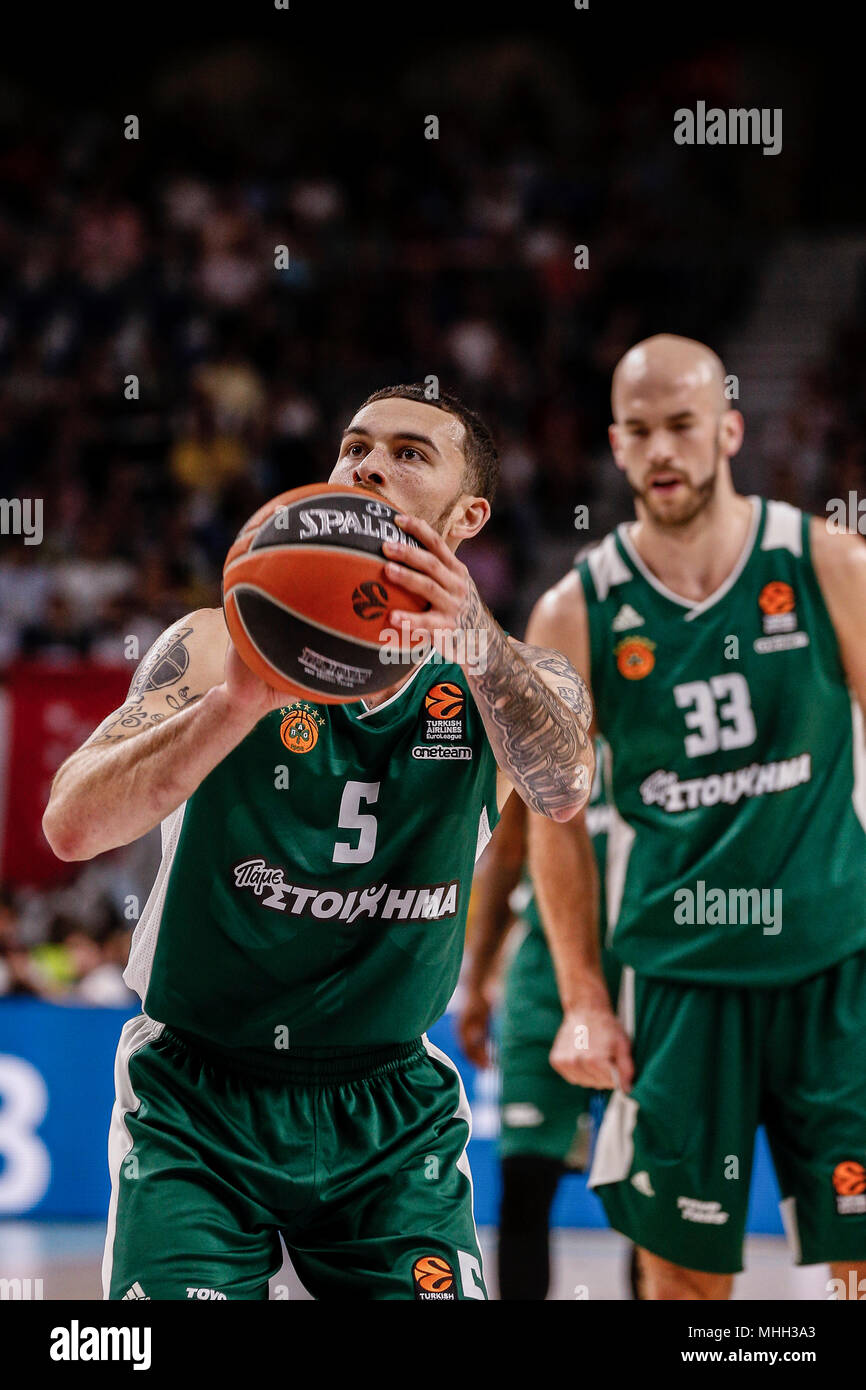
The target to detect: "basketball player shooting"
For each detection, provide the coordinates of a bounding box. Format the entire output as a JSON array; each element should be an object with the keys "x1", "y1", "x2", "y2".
[{"x1": 42, "y1": 383, "x2": 594, "y2": 1302}]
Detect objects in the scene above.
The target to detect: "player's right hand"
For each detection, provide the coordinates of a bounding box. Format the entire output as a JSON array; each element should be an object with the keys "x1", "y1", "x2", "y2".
[
  {"x1": 221, "y1": 637, "x2": 287, "y2": 724},
  {"x1": 549, "y1": 1003, "x2": 634, "y2": 1092},
  {"x1": 458, "y1": 987, "x2": 493, "y2": 1068}
]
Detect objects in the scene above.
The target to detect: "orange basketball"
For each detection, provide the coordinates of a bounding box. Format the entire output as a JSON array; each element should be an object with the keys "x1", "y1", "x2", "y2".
[
  {"x1": 412, "y1": 1256, "x2": 454, "y2": 1293},
  {"x1": 222, "y1": 483, "x2": 429, "y2": 703}
]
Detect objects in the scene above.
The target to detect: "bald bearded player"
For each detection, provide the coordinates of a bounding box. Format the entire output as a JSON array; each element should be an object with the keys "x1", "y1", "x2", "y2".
[{"x1": 525, "y1": 334, "x2": 866, "y2": 1298}]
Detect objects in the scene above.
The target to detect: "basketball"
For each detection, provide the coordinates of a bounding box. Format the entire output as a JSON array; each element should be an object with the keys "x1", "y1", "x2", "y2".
[{"x1": 222, "y1": 483, "x2": 430, "y2": 703}]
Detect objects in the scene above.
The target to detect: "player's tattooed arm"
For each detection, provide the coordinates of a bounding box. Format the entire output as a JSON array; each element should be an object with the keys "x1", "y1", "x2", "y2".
[
  {"x1": 128, "y1": 625, "x2": 193, "y2": 699},
  {"x1": 84, "y1": 624, "x2": 204, "y2": 746},
  {"x1": 381, "y1": 512, "x2": 593, "y2": 821},
  {"x1": 43, "y1": 608, "x2": 256, "y2": 861},
  {"x1": 459, "y1": 588, "x2": 594, "y2": 821}
]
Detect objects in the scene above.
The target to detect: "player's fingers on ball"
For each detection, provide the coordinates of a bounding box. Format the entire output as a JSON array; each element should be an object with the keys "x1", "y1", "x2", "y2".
[
  {"x1": 394, "y1": 511, "x2": 444, "y2": 549},
  {"x1": 396, "y1": 514, "x2": 460, "y2": 570},
  {"x1": 383, "y1": 538, "x2": 455, "y2": 588},
  {"x1": 384, "y1": 562, "x2": 449, "y2": 606},
  {"x1": 388, "y1": 610, "x2": 447, "y2": 634}
]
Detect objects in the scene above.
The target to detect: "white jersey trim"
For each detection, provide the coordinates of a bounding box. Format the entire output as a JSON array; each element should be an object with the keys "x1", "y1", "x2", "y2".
[
  {"x1": 101, "y1": 1013, "x2": 165, "y2": 1299},
  {"x1": 420, "y1": 1033, "x2": 486, "y2": 1298},
  {"x1": 779, "y1": 1196, "x2": 802, "y2": 1264},
  {"x1": 474, "y1": 804, "x2": 493, "y2": 864},
  {"x1": 124, "y1": 800, "x2": 188, "y2": 1001},
  {"x1": 587, "y1": 963, "x2": 638, "y2": 1189},
  {"x1": 617, "y1": 495, "x2": 761, "y2": 621},
  {"x1": 355, "y1": 645, "x2": 438, "y2": 719},
  {"x1": 851, "y1": 695, "x2": 866, "y2": 834},
  {"x1": 760, "y1": 499, "x2": 803, "y2": 556},
  {"x1": 585, "y1": 532, "x2": 633, "y2": 603}
]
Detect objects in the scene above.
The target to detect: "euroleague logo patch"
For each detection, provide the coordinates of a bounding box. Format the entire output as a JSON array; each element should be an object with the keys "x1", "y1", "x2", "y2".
[
  {"x1": 615, "y1": 635, "x2": 656, "y2": 681},
  {"x1": 352, "y1": 580, "x2": 389, "y2": 620},
  {"x1": 425, "y1": 681, "x2": 465, "y2": 720},
  {"x1": 832, "y1": 1159, "x2": 866, "y2": 1216},
  {"x1": 279, "y1": 702, "x2": 325, "y2": 754},
  {"x1": 754, "y1": 580, "x2": 810, "y2": 655},
  {"x1": 412, "y1": 1255, "x2": 456, "y2": 1301},
  {"x1": 758, "y1": 580, "x2": 795, "y2": 617},
  {"x1": 423, "y1": 681, "x2": 465, "y2": 742}
]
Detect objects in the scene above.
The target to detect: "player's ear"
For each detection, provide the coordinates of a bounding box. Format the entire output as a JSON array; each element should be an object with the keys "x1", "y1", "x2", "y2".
[
  {"x1": 609, "y1": 423, "x2": 626, "y2": 471},
  {"x1": 450, "y1": 495, "x2": 490, "y2": 542},
  {"x1": 720, "y1": 409, "x2": 745, "y2": 458}
]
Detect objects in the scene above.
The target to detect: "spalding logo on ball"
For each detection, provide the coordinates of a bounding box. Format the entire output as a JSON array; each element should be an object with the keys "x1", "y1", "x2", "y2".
[{"x1": 222, "y1": 483, "x2": 430, "y2": 703}]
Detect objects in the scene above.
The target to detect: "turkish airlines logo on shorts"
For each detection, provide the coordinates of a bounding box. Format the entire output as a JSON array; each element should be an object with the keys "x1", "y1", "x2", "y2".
[{"x1": 412, "y1": 1255, "x2": 456, "y2": 1301}]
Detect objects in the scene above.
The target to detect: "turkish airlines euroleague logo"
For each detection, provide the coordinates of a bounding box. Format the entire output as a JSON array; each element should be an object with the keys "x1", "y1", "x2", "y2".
[
  {"x1": 422, "y1": 681, "x2": 466, "y2": 745},
  {"x1": 833, "y1": 1160, "x2": 866, "y2": 1215},
  {"x1": 412, "y1": 1255, "x2": 456, "y2": 1301}
]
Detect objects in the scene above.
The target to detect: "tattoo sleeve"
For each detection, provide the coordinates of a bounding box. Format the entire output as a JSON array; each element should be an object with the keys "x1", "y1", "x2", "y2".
[
  {"x1": 85, "y1": 625, "x2": 203, "y2": 746},
  {"x1": 128, "y1": 626, "x2": 194, "y2": 698},
  {"x1": 460, "y1": 592, "x2": 593, "y2": 818},
  {"x1": 86, "y1": 702, "x2": 168, "y2": 745}
]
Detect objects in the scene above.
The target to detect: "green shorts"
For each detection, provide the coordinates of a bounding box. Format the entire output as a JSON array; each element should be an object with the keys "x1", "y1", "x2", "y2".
[
  {"x1": 589, "y1": 951, "x2": 866, "y2": 1274},
  {"x1": 498, "y1": 927, "x2": 620, "y2": 1168},
  {"x1": 103, "y1": 1015, "x2": 487, "y2": 1301}
]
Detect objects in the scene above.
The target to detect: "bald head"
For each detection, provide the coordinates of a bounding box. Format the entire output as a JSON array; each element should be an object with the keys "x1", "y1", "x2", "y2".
[
  {"x1": 612, "y1": 335, "x2": 728, "y2": 419},
  {"x1": 607, "y1": 334, "x2": 743, "y2": 528}
]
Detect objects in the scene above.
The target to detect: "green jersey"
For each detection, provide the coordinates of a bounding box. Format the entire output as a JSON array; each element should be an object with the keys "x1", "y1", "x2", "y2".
[
  {"x1": 577, "y1": 497, "x2": 866, "y2": 986},
  {"x1": 126, "y1": 652, "x2": 500, "y2": 1048}
]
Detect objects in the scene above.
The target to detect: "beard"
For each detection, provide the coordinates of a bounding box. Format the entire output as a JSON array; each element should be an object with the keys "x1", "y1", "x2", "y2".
[
  {"x1": 627, "y1": 429, "x2": 722, "y2": 528},
  {"x1": 352, "y1": 481, "x2": 461, "y2": 537},
  {"x1": 629, "y1": 467, "x2": 718, "y2": 526}
]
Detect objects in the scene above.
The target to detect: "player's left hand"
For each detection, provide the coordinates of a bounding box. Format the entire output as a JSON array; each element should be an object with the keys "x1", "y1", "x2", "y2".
[{"x1": 381, "y1": 513, "x2": 489, "y2": 661}]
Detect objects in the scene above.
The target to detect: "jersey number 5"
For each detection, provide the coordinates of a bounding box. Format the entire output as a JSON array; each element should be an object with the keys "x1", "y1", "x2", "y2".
[
  {"x1": 673, "y1": 674, "x2": 757, "y2": 758},
  {"x1": 332, "y1": 780, "x2": 381, "y2": 864}
]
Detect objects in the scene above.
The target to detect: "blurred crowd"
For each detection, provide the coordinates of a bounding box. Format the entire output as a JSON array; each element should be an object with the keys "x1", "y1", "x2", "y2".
[
  {"x1": 0, "y1": 40, "x2": 864, "y2": 1002},
  {"x1": 0, "y1": 881, "x2": 135, "y2": 1006}
]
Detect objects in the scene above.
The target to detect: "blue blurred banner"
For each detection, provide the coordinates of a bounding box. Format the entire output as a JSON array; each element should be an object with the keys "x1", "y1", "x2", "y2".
[{"x1": 0, "y1": 1000, "x2": 783, "y2": 1233}]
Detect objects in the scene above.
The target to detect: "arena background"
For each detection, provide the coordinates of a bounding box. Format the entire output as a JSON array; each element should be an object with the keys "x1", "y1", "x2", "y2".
[{"x1": 1, "y1": 9, "x2": 863, "y2": 1299}]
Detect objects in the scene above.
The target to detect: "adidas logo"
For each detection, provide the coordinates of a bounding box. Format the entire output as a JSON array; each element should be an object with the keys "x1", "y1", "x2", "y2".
[
  {"x1": 122, "y1": 1282, "x2": 151, "y2": 1300},
  {"x1": 631, "y1": 1170, "x2": 656, "y2": 1197},
  {"x1": 612, "y1": 604, "x2": 645, "y2": 631}
]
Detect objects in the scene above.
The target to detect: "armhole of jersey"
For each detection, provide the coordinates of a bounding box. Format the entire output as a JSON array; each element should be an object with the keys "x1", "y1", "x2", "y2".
[
  {"x1": 801, "y1": 508, "x2": 813, "y2": 567},
  {"x1": 574, "y1": 559, "x2": 601, "y2": 691},
  {"x1": 800, "y1": 507, "x2": 851, "y2": 683}
]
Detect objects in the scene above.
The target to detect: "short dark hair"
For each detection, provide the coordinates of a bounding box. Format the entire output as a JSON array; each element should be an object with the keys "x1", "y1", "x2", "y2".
[{"x1": 358, "y1": 384, "x2": 500, "y2": 506}]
